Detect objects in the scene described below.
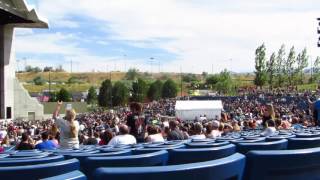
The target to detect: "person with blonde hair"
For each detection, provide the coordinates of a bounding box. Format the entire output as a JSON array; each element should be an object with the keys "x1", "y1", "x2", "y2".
[
  {"x1": 53, "y1": 101, "x2": 79, "y2": 149},
  {"x1": 262, "y1": 103, "x2": 275, "y2": 127}
]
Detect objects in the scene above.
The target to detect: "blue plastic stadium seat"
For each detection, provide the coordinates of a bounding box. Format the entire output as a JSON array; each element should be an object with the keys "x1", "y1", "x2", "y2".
[
  {"x1": 9, "y1": 151, "x2": 51, "y2": 158},
  {"x1": 93, "y1": 153, "x2": 246, "y2": 180},
  {"x1": 0, "y1": 155, "x2": 64, "y2": 166},
  {"x1": 245, "y1": 147, "x2": 320, "y2": 180},
  {"x1": 230, "y1": 137, "x2": 266, "y2": 144},
  {"x1": 84, "y1": 150, "x2": 168, "y2": 178},
  {"x1": 236, "y1": 139, "x2": 288, "y2": 154},
  {"x1": 266, "y1": 135, "x2": 296, "y2": 142},
  {"x1": 41, "y1": 170, "x2": 87, "y2": 180},
  {"x1": 65, "y1": 150, "x2": 132, "y2": 168},
  {"x1": 185, "y1": 141, "x2": 229, "y2": 148},
  {"x1": 133, "y1": 145, "x2": 185, "y2": 154},
  {"x1": 215, "y1": 137, "x2": 243, "y2": 142},
  {"x1": 169, "y1": 144, "x2": 236, "y2": 165},
  {"x1": 288, "y1": 137, "x2": 320, "y2": 149},
  {"x1": 0, "y1": 158, "x2": 80, "y2": 180},
  {"x1": 295, "y1": 133, "x2": 320, "y2": 138}
]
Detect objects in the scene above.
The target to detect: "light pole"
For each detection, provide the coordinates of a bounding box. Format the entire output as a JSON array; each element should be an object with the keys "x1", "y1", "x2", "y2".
[{"x1": 317, "y1": 18, "x2": 320, "y2": 47}]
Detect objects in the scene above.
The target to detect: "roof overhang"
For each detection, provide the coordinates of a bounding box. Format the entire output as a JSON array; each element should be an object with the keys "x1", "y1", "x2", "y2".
[{"x1": 0, "y1": 0, "x2": 48, "y2": 28}]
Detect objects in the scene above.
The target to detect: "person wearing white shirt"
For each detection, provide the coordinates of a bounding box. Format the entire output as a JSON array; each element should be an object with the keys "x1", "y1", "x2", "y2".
[
  {"x1": 260, "y1": 120, "x2": 277, "y2": 137},
  {"x1": 53, "y1": 101, "x2": 80, "y2": 149},
  {"x1": 146, "y1": 125, "x2": 164, "y2": 143},
  {"x1": 108, "y1": 125, "x2": 136, "y2": 146},
  {"x1": 190, "y1": 122, "x2": 206, "y2": 140},
  {"x1": 206, "y1": 121, "x2": 222, "y2": 139}
]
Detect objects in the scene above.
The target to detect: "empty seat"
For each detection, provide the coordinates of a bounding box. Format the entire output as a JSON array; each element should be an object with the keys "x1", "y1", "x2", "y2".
[
  {"x1": 0, "y1": 155, "x2": 64, "y2": 166},
  {"x1": 93, "y1": 153, "x2": 245, "y2": 180},
  {"x1": 266, "y1": 135, "x2": 296, "y2": 142},
  {"x1": 236, "y1": 139, "x2": 288, "y2": 154},
  {"x1": 65, "y1": 150, "x2": 132, "y2": 165},
  {"x1": 185, "y1": 141, "x2": 229, "y2": 148},
  {"x1": 288, "y1": 137, "x2": 320, "y2": 149},
  {"x1": 0, "y1": 158, "x2": 80, "y2": 180},
  {"x1": 245, "y1": 147, "x2": 320, "y2": 180},
  {"x1": 41, "y1": 170, "x2": 87, "y2": 180},
  {"x1": 295, "y1": 133, "x2": 320, "y2": 138},
  {"x1": 84, "y1": 150, "x2": 168, "y2": 178},
  {"x1": 230, "y1": 137, "x2": 266, "y2": 144},
  {"x1": 133, "y1": 145, "x2": 185, "y2": 154},
  {"x1": 169, "y1": 144, "x2": 236, "y2": 165}
]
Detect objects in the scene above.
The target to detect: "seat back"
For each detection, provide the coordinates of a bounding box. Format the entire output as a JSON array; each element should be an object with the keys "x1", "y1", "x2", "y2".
[
  {"x1": 65, "y1": 150, "x2": 132, "y2": 167},
  {"x1": 93, "y1": 153, "x2": 246, "y2": 180},
  {"x1": 169, "y1": 144, "x2": 236, "y2": 165},
  {"x1": 185, "y1": 141, "x2": 229, "y2": 148},
  {"x1": 41, "y1": 170, "x2": 87, "y2": 180},
  {"x1": 236, "y1": 139, "x2": 288, "y2": 154},
  {"x1": 0, "y1": 158, "x2": 80, "y2": 179},
  {"x1": 84, "y1": 150, "x2": 168, "y2": 178},
  {"x1": 0, "y1": 155, "x2": 64, "y2": 166},
  {"x1": 245, "y1": 147, "x2": 320, "y2": 180},
  {"x1": 288, "y1": 137, "x2": 320, "y2": 149}
]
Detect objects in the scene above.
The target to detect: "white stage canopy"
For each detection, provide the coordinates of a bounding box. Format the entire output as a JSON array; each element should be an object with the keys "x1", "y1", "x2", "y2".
[{"x1": 175, "y1": 100, "x2": 223, "y2": 121}]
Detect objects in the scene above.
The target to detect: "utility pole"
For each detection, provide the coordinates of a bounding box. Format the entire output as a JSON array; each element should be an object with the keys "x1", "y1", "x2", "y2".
[
  {"x1": 49, "y1": 70, "x2": 51, "y2": 93},
  {"x1": 180, "y1": 66, "x2": 183, "y2": 97},
  {"x1": 70, "y1": 60, "x2": 73, "y2": 73}
]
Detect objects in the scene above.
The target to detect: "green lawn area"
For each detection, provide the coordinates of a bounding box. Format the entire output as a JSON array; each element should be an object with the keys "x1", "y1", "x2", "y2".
[{"x1": 43, "y1": 102, "x2": 88, "y2": 114}]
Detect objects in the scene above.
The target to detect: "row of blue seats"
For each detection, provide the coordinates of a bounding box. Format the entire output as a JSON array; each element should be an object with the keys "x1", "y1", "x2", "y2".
[{"x1": 3, "y1": 146, "x2": 320, "y2": 180}]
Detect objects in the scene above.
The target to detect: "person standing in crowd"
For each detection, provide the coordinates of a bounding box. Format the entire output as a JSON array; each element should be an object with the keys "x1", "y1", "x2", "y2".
[
  {"x1": 167, "y1": 120, "x2": 186, "y2": 141},
  {"x1": 53, "y1": 101, "x2": 80, "y2": 149},
  {"x1": 16, "y1": 132, "x2": 34, "y2": 150},
  {"x1": 262, "y1": 104, "x2": 275, "y2": 127},
  {"x1": 126, "y1": 102, "x2": 142, "y2": 138},
  {"x1": 108, "y1": 125, "x2": 136, "y2": 146},
  {"x1": 35, "y1": 131, "x2": 57, "y2": 150}
]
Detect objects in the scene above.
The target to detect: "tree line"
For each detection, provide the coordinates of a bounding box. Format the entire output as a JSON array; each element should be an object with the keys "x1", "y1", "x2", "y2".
[
  {"x1": 254, "y1": 43, "x2": 320, "y2": 88},
  {"x1": 86, "y1": 78, "x2": 178, "y2": 107}
]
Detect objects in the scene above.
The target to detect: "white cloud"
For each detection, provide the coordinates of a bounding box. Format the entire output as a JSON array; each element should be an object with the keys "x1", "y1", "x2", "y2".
[{"x1": 20, "y1": 0, "x2": 320, "y2": 73}]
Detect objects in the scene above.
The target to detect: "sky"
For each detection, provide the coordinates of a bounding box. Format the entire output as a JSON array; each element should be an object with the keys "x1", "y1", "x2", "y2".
[{"x1": 14, "y1": 0, "x2": 320, "y2": 73}]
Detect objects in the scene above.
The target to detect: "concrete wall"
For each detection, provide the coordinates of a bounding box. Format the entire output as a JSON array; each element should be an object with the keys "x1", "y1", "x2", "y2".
[
  {"x1": 14, "y1": 79, "x2": 44, "y2": 120},
  {"x1": 0, "y1": 25, "x2": 15, "y2": 120}
]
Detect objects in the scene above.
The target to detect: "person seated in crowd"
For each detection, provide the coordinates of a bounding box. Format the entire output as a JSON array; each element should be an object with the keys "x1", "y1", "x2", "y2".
[
  {"x1": 232, "y1": 121, "x2": 241, "y2": 132},
  {"x1": 260, "y1": 120, "x2": 276, "y2": 137},
  {"x1": 206, "y1": 121, "x2": 221, "y2": 138},
  {"x1": 1, "y1": 135, "x2": 10, "y2": 147},
  {"x1": 83, "y1": 129, "x2": 98, "y2": 145},
  {"x1": 99, "y1": 129, "x2": 114, "y2": 145},
  {"x1": 35, "y1": 131, "x2": 57, "y2": 150},
  {"x1": 53, "y1": 101, "x2": 80, "y2": 149},
  {"x1": 291, "y1": 117, "x2": 304, "y2": 130},
  {"x1": 167, "y1": 120, "x2": 186, "y2": 141},
  {"x1": 108, "y1": 125, "x2": 136, "y2": 146},
  {"x1": 16, "y1": 132, "x2": 34, "y2": 150},
  {"x1": 189, "y1": 123, "x2": 206, "y2": 140},
  {"x1": 146, "y1": 125, "x2": 164, "y2": 143}
]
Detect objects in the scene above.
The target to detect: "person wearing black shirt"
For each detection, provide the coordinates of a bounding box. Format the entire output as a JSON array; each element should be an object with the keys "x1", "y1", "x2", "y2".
[
  {"x1": 126, "y1": 102, "x2": 142, "y2": 138},
  {"x1": 16, "y1": 132, "x2": 34, "y2": 150}
]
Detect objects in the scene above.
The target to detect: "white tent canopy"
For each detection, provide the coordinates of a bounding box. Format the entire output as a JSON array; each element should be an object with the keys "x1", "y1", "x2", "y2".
[{"x1": 175, "y1": 100, "x2": 223, "y2": 121}]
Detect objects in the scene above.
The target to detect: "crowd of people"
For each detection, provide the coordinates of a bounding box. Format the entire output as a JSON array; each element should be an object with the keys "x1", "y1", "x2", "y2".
[{"x1": 0, "y1": 88, "x2": 319, "y2": 152}]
